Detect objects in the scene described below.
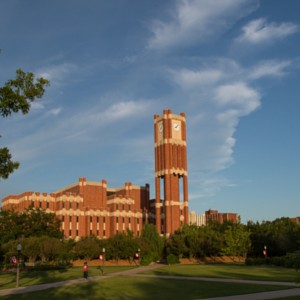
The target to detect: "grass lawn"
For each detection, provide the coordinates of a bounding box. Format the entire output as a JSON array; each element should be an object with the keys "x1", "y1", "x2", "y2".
[
  {"x1": 143, "y1": 264, "x2": 299, "y2": 283},
  {"x1": 0, "y1": 266, "x2": 134, "y2": 290},
  {"x1": 0, "y1": 276, "x2": 292, "y2": 300}
]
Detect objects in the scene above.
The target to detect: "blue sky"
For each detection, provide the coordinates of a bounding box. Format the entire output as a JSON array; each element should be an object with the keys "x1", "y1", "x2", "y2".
[{"x1": 1, "y1": 0, "x2": 299, "y2": 223}]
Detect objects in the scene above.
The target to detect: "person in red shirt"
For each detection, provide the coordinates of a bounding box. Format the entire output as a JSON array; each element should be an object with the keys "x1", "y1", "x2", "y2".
[{"x1": 83, "y1": 261, "x2": 89, "y2": 279}]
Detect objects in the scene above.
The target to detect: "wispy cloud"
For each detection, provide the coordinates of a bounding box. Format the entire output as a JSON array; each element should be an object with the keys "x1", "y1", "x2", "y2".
[
  {"x1": 148, "y1": 0, "x2": 258, "y2": 50},
  {"x1": 236, "y1": 18, "x2": 299, "y2": 44},
  {"x1": 248, "y1": 60, "x2": 291, "y2": 79},
  {"x1": 36, "y1": 63, "x2": 77, "y2": 84},
  {"x1": 7, "y1": 100, "x2": 152, "y2": 163}
]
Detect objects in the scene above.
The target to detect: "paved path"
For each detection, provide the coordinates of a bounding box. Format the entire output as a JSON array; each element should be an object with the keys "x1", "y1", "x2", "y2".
[{"x1": 0, "y1": 264, "x2": 299, "y2": 299}]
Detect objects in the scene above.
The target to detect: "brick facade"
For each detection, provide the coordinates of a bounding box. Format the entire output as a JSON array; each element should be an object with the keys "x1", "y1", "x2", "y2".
[
  {"x1": 153, "y1": 109, "x2": 189, "y2": 236},
  {"x1": 2, "y1": 178, "x2": 149, "y2": 239},
  {"x1": 205, "y1": 209, "x2": 239, "y2": 224}
]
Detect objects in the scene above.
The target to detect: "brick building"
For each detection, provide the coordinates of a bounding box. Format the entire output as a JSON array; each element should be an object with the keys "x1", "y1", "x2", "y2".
[
  {"x1": 2, "y1": 178, "x2": 150, "y2": 239},
  {"x1": 205, "y1": 209, "x2": 239, "y2": 224},
  {"x1": 1, "y1": 109, "x2": 189, "y2": 238}
]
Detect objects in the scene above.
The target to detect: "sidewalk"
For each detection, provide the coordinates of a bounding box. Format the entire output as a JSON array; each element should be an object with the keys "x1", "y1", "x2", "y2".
[
  {"x1": 0, "y1": 264, "x2": 299, "y2": 299},
  {"x1": 0, "y1": 263, "x2": 162, "y2": 297}
]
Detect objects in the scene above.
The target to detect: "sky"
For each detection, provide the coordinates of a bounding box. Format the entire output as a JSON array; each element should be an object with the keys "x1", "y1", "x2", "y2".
[{"x1": 0, "y1": 0, "x2": 299, "y2": 223}]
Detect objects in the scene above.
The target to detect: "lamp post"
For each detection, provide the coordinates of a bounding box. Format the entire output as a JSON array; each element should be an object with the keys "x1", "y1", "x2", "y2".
[
  {"x1": 16, "y1": 243, "x2": 22, "y2": 288},
  {"x1": 102, "y1": 248, "x2": 105, "y2": 275}
]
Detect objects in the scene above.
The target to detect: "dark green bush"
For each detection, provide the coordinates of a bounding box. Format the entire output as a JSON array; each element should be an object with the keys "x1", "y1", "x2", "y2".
[{"x1": 167, "y1": 253, "x2": 179, "y2": 265}]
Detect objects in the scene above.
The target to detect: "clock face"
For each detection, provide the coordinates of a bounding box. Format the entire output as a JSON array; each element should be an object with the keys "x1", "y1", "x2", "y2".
[
  {"x1": 159, "y1": 124, "x2": 163, "y2": 132},
  {"x1": 173, "y1": 122, "x2": 180, "y2": 131}
]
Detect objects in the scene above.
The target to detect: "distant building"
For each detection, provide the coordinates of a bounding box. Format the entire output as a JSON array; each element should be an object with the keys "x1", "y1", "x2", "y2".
[
  {"x1": 290, "y1": 217, "x2": 300, "y2": 225},
  {"x1": 189, "y1": 211, "x2": 206, "y2": 226},
  {"x1": 205, "y1": 209, "x2": 239, "y2": 224}
]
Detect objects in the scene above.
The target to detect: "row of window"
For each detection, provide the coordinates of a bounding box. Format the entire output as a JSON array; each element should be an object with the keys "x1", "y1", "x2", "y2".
[
  {"x1": 62, "y1": 216, "x2": 140, "y2": 224},
  {"x1": 31, "y1": 201, "x2": 136, "y2": 211}
]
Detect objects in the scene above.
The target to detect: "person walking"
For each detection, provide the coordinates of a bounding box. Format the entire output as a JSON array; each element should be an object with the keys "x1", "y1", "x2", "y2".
[{"x1": 83, "y1": 261, "x2": 89, "y2": 279}]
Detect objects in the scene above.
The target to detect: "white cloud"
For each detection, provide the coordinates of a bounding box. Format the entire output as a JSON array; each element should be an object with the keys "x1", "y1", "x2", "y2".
[
  {"x1": 237, "y1": 18, "x2": 299, "y2": 44},
  {"x1": 36, "y1": 63, "x2": 77, "y2": 84},
  {"x1": 47, "y1": 107, "x2": 62, "y2": 116},
  {"x1": 148, "y1": 0, "x2": 258, "y2": 50},
  {"x1": 7, "y1": 100, "x2": 152, "y2": 163},
  {"x1": 214, "y1": 82, "x2": 261, "y2": 115},
  {"x1": 248, "y1": 60, "x2": 291, "y2": 79},
  {"x1": 172, "y1": 68, "x2": 223, "y2": 89}
]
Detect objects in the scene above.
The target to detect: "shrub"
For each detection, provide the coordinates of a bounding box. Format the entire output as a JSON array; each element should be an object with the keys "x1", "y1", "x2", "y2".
[{"x1": 167, "y1": 253, "x2": 179, "y2": 265}]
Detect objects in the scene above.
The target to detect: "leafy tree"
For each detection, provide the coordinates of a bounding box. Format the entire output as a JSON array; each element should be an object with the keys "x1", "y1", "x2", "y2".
[
  {"x1": 139, "y1": 224, "x2": 164, "y2": 263},
  {"x1": 109, "y1": 230, "x2": 139, "y2": 261},
  {"x1": 22, "y1": 236, "x2": 41, "y2": 262},
  {"x1": 0, "y1": 207, "x2": 63, "y2": 244},
  {"x1": 73, "y1": 235, "x2": 101, "y2": 260},
  {"x1": 0, "y1": 68, "x2": 49, "y2": 179},
  {"x1": 247, "y1": 218, "x2": 300, "y2": 257},
  {"x1": 39, "y1": 236, "x2": 63, "y2": 262},
  {"x1": 221, "y1": 223, "x2": 251, "y2": 257}
]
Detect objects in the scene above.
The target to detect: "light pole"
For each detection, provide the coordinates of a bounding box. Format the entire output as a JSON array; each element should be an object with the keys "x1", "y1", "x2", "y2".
[
  {"x1": 102, "y1": 248, "x2": 105, "y2": 275},
  {"x1": 16, "y1": 243, "x2": 22, "y2": 288}
]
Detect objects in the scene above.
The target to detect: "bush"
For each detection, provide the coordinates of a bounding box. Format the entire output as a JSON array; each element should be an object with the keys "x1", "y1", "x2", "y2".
[
  {"x1": 167, "y1": 253, "x2": 179, "y2": 265},
  {"x1": 141, "y1": 253, "x2": 157, "y2": 266}
]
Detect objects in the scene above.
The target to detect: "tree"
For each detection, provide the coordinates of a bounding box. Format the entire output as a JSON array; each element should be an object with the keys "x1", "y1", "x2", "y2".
[
  {"x1": 73, "y1": 236, "x2": 101, "y2": 261},
  {"x1": 0, "y1": 68, "x2": 49, "y2": 179},
  {"x1": 0, "y1": 207, "x2": 62, "y2": 244},
  {"x1": 139, "y1": 224, "x2": 164, "y2": 263}
]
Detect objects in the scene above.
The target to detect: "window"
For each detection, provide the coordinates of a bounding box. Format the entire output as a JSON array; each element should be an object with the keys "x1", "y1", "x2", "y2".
[
  {"x1": 97, "y1": 217, "x2": 99, "y2": 223},
  {"x1": 76, "y1": 230, "x2": 79, "y2": 236},
  {"x1": 116, "y1": 204, "x2": 119, "y2": 210},
  {"x1": 76, "y1": 203, "x2": 79, "y2": 209},
  {"x1": 90, "y1": 216, "x2": 93, "y2": 223},
  {"x1": 90, "y1": 230, "x2": 93, "y2": 235},
  {"x1": 69, "y1": 230, "x2": 72, "y2": 236},
  {"x1": 103, "y1": 230, "x2": 106, "y2": 236},
  {"x1": 62, "y1": 216, "x2": 65, "y2": 222},
  {"x1": 122, "y1": 204, "x2": 125, "y2": 210},
  {"x1": 129, "y1": 218, "x2": 131, "y2": 223},
  {"x1": 70, "y1": 202, "x2": 72, "y2": 209},
  {"x1": 116, "y1": 217, "x2": 119, "y2": 223},
  {"x1": 46, "y1": 202, "x2": 49, "y2": 209},
  {"x1": 76, "y1": 216, "x2": 79, "y2": 222},
  {"x1": 122, "y1": 217, "x2": 125, "y2": 223},
  {"x1": 103, "y1": 217, "x2": 106, "y2": 223},
  {"x1": 69, "y1": 216, "x2": 72, "y2": 222},
  {"x1": 137, "y1": 218, "x2": 139, "y2": 224},
  {"x1": 62, "y1": 202, "x2": 65, "y2": 208}
]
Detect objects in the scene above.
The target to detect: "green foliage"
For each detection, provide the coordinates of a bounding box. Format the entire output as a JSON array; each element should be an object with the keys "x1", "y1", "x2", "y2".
[
  {"x1": 0, "y1": 207, "x2": 63, "y2": 244},
  {"x1": 167, "y1": 253, "x2": 179, "y2": 265},
  {"x1": 247, "y1": 218, "x2": 300, "y2": 257},
  {"x1": 0, "y1": 147, "x2": 20, "y2": 180},
  {"x1": 0, "y1": 68, "x2": 49, "y2": 179},
  {"x1": 73, "y1": 235, "x2": 101, "y2": 260},
  {"x1": 167, "y1": 223, "x2": 248, "y2": 259},
  {"x1": 140, "y1": 224, "x2": 164, "y2": 263},
  {"x1": 0, "y1": 69, "x2": 49, "y2": 117},
  {"x1": 245, "y1": 252, "x2": 300, "y2": 270},
  {"x1": 108, "y1": 230, "x2": 139, "y2": 261}
]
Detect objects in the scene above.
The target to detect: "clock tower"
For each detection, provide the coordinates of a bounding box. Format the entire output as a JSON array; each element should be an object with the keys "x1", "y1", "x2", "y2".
[{"x1": 154, "y1": 109, "x2": 189, "y2": 236}]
